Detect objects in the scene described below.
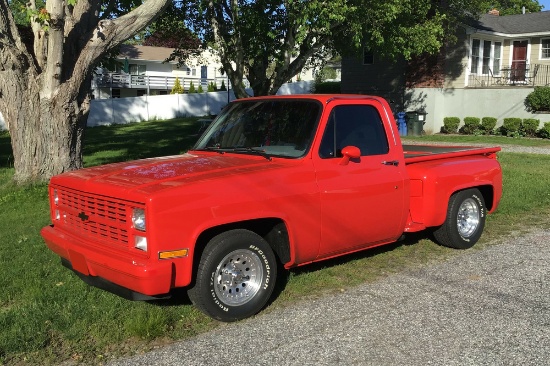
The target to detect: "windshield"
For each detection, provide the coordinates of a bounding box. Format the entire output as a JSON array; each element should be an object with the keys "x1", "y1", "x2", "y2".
[{"x1": 192, "y1": 99, "x2": 321, "y2": 158}]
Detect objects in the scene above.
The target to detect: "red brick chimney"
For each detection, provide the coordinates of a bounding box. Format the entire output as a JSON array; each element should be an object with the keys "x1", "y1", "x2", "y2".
[{"x1": 488, "y1": 8, "x2": 500, "y2": 16}]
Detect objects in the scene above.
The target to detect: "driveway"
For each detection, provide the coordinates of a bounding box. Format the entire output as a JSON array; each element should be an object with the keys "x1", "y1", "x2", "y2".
[{"x1": 109, "y1": 228, "x2": 550, "y2": 366}]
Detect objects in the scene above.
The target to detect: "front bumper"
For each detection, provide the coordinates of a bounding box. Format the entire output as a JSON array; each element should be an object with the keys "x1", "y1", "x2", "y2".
[{"x1": 41, "y1": 225, "x2": 173, "y2": 298}]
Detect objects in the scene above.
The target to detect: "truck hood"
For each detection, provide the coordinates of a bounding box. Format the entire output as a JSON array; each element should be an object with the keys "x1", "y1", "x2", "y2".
[{"x1": 52, "y1": 152, "x2": 285, "y2": 197}]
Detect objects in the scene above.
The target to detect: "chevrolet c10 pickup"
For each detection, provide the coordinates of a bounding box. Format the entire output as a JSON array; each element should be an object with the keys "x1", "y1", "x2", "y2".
[{"x1": 41, "y1": 95, "x2": 502, "y2": 322}]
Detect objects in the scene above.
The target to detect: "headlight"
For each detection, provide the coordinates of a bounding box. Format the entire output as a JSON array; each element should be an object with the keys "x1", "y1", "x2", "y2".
[
  {"x1": 132, "y1": 208, "x2": 146, "y2": 231},
  {"x1": 53, "y1": 189, "x2": 59, "y2": 205}
]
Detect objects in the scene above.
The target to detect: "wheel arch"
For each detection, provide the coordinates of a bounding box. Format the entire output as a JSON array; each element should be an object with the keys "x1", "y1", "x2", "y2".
[{"x1": 190, "y1": 218, "x2": 291, "y2": 284}]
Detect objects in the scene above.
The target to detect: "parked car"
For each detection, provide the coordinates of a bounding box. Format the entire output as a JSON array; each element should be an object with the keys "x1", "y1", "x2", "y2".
[{"x1": 41, "y1": 95, "x2": 502, "y2": 322}]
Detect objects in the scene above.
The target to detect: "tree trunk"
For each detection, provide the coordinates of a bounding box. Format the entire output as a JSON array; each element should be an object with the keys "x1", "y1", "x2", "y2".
[
  {"x1": 0, "y1": 0, "x2": 170, "y2": 184},
  {"x1": 6, "y1": 80, "x2": 87, "y2": 183}
]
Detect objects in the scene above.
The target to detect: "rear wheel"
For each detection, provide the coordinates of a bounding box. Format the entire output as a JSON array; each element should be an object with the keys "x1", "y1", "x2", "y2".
[
  {"x1": 433, "y1": 188, "x2": 486, "y2": 249},
  {"x1": 188, "y1": 229, "x2": 277, "y2": 322}
]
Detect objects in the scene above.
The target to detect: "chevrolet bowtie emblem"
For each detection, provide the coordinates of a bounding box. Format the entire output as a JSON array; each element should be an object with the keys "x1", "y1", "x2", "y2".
[{"x1": 78, "y1": 212, "x2": 89, "y2": 222}]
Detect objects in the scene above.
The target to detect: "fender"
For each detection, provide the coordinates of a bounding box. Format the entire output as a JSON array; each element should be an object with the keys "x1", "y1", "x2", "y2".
[{"x1": 407, "y1": 155, "x2": 502, "y2": 228}]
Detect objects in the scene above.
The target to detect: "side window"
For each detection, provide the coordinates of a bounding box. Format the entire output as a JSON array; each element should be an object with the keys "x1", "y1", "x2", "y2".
[{"x1": 319, "y1": 105, "x2": 389, "y2": 159}]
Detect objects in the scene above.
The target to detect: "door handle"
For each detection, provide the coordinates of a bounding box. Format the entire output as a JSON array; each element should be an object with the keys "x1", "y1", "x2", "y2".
[{"x1": 382, "y1": 160, "x2": 399, "y2": 166}]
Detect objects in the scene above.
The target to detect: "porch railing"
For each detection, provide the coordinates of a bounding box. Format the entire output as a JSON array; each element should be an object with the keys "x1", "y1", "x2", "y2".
[
  {"x1": 467, "y1": 64, "x2": 550, "y2": 88},
  {"x1": 92, "y1": 73, "x2": 235, "y2": 91}
]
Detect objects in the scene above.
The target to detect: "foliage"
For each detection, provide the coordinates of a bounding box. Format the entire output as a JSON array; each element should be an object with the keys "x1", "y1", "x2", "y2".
[
  {"x1": 207, "y1": 82, "x2": 217, "y2": 92},
  {"x1": 461, "y1": 117, "x2": 481, "y2": 135},
  {"x1": 538, "y1": 122, "x2": 550, "y2": 139},
  {"x1": 521, "y1": 118, "x2": 540, "y2": 137},
  {"x1": 525, "y1": 86, "x2": 550, "y2": 112},
  {"x1": 315, "y1": 66, "x2": 338, "y2": 83},
  {"x1": 220, "y1": 80, "x2": 227, "y2": 91},
  {"x1": 481, "y1": 117, "x2": 497, "y2": 134},
  {"x1": 442, "y1": 117, "x2": 460, "y2": 134},
  {"x1": 312, "y1": 81, "x2": 341, "y2": 94},
  {"x1": 198, "y1": 84, "x2": 204, "y2": 93},
  {"x1": 501, "y1": 118, "x2": 523, "y2": 137},
  {"x1": 176, "y1": 0, "x2": 484, "y2": 98},
  {"x1": 189, "y1": 81, "x2": 196, "y2": 93},
  {"x1": 171, "y1": 77, "x2": 184, "y2": 94}
]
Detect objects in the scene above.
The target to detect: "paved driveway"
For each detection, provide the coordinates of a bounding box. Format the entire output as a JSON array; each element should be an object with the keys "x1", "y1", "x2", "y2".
[{"x1": 109, "y1": 228, "x2": 550, "y2": 366}]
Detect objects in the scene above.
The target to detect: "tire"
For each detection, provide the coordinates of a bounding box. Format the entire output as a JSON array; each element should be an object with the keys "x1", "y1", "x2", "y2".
[
  {"x1": 433, "y1": 188, "x2": 486, "y2": 249},
  {"x1": 187, "y1": 229, "x2": 278, "y2": 322}
]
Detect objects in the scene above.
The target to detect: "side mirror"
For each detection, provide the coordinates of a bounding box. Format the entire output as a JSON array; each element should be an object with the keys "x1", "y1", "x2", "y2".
[{"x1": 339, "y1": 146, "x2": 361, "y2": 165}]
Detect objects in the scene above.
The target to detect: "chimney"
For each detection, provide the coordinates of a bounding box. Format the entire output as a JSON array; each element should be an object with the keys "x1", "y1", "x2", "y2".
[{"x1": 488, "y1": 8, "x2": 500, "y2": 16}]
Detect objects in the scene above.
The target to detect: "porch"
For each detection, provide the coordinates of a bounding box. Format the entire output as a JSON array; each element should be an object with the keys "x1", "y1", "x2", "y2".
[{"x1": 467, "y1": 64, "x2": 550, "y2": 88}]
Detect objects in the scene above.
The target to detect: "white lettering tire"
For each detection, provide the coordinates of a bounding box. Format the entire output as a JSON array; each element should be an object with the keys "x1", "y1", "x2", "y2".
[
  {"x1": 188, "y1": 229, "x2": 277, "y2": 322},
  {"x1": 433, "y1": 188, "x2": 486, "y2": 249}
]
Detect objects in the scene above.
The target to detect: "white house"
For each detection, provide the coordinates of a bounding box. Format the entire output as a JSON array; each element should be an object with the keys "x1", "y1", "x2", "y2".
[{"x1": 92, "y1": 44, "x2": 335, "y2": 99}]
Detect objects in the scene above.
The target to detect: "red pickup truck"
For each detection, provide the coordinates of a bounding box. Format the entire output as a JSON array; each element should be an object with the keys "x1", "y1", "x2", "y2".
[{"x1": 41, "y1": 95, "x2": 502, "y2": 322}]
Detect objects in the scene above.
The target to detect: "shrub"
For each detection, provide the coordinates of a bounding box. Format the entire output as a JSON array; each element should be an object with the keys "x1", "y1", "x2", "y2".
[
  {"x1": 461, "y1": 117, "x2": 481, "y2": 135},
  {"x1": 220, "y1": 80, "x2": 227, "y2": 91},
  {"x1": 500, "y1": 118, "x2": 522, "y2": 137},
  {"x1": 188, "y1": 81, "x2": 196, "y2": 93},
  {"x1": 198, "y1": 84, "x2": 204, "y2": 93},
  {"x1": 521, "y1": 118, "x2": 540, "y2": 137},
  {"x1": 538, "y1": 122, "x2": 550, "y2": 139},
  {"x1": 525, "y1": 86, "x2": 550, "y2": 112},
  {"x1": 442, "y1": 117, "x2": 460, "y2": 134},
  {"x1": 312, "y1": 81, "x2": 341, "y2": 94},
  {"x1": 170, "y1": 77, "x2": 184, "y2": 94},
  {"x1": 481, "y1": 117, "x2": 497, "y2": 134},
  {"x1": 207, "y1": 82, "x2": 217, "y2": 92}
]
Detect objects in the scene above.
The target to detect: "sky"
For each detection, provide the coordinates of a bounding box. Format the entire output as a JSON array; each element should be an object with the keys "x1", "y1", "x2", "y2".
[{"x1": 540, "y1": 0, "x2": 550, "y2": 11}]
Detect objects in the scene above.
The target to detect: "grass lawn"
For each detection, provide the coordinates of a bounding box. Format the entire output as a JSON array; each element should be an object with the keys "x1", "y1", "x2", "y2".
[{"x1": 1, "y1": 123, "x2": 550, "y2": 364}]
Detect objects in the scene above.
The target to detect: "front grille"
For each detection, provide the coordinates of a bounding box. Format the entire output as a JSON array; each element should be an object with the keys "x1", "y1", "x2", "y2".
[{"x1": 55, "y1": 187, "x2": 138, "y2": 249}]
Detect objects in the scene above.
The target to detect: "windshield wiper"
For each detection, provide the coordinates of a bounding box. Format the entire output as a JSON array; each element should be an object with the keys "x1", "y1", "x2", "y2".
[
  {"x1": 230, "y1": 147, "x2": 272, "y2": 161},
  {"x1": 195, "y1": 146, "x2": 225, "y2": 154}
]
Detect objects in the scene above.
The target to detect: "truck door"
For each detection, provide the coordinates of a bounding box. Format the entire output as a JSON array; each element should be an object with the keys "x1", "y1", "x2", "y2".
[{"x1": 313, "y1": 102, "x2": 406, "y2": 258}]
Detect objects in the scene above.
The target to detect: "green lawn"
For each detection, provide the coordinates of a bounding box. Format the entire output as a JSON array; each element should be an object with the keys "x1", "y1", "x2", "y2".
[{"x1": 1, "y1": 123, "x2": 549, "y2": 364}]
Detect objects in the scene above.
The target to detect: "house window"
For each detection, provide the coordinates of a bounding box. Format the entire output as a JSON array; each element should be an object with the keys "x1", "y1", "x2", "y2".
[
  {"x1": 482, "y1": 40, "x2": 491, "y2": 74},
  {"x1": 471, "y1": 39, "x2": 502, "y2": 75},
  {"x1": 192, "y1": 68, "x2": 197, "y2": 76},
  {"x1": 363, "y1": 47, "x2": 374, "y2": 65},
  {"x1": 471, "y1": 39, "x2": 480, "y2": 74},
  {"x1": 129, "y1": 64, "x2": 146, "y2": 75},
  {"x1": 186, "y1": 67, "x2": 191, "y2": 75},
  {"x1": 493, "y1": 42, "x2": 502, "y2": 72},
  {"x1": 542, "y1": 38, "x2": 550, "y2": 59}
]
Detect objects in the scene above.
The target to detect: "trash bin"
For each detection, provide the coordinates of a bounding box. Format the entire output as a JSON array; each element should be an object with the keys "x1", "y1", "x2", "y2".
[
  {"x1": 406, "y1": 111, "x2": 427, "y2": 136},
  {"x1": 396, "y1": 112, "x2": 407, "y2": 136}
]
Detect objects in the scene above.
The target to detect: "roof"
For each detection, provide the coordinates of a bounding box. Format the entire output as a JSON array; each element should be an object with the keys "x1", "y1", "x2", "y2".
[
  {"x1": 469, "y1": 10, "x2": 550, "y2": 35},
  {"x1": 118, "y1": 45, "x2": 174, "y2": 62}
]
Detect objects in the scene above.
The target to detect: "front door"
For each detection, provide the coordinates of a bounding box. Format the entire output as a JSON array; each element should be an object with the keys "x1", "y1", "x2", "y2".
[
  {"x1": 512, "y1": 41, "x2": 528, "y2": 82},
  {"x1": 313, "y1": 102, "x2": 406, "y2": 259}
]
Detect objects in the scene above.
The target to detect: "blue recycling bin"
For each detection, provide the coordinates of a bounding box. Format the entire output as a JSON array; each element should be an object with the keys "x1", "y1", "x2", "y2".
[{"x1": 396, "y1": 112, "x2": 407, "y2": 136}]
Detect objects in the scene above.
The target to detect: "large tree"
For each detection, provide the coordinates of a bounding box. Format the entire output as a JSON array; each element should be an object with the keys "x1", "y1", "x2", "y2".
[
  {"x1": 0, "y1": 0, "x2": 170, "y2": 183},
  {"x1": 176, "y1": 0, "x2": 490, "y2": 99}
]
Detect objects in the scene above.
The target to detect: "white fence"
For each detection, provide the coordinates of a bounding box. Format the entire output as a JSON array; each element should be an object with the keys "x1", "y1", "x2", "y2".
[{"x1": 0, "y1": 81, "x2": 313, "y2": 130}]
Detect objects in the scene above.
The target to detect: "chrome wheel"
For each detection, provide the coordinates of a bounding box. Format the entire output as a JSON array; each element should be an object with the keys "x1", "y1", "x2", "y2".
[
  {"x1": 456, "y1": 198, "x2": 480, "y2": 238},
  {"x1": 214, "y1": 249, "x2": 264, "y2": 306}
]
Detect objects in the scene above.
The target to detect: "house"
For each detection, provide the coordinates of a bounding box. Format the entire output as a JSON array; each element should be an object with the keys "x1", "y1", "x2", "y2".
[
  {"x1": 92, "y1": 45, "x2": 325, "y2": 99},
  {"x1": 93, "y1": 45, "x2": 229, "y2": 99},
  {"x1": 342, "y1": 10, "x2": 550, "y2": 134}
]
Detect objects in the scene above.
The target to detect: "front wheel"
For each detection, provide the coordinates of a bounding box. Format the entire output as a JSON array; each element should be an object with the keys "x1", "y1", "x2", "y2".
[
  {"x1": 433, "y1": 188, "x2": 486, "y2": 249},
  {"x1": 187, "y1": 229, "x2": 277, "y2": 322}
]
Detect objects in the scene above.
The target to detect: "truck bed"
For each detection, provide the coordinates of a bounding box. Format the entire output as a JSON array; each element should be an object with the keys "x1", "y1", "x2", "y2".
[{"x1": 402, "y1": 144, "x2": 501, "y2": 164}]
